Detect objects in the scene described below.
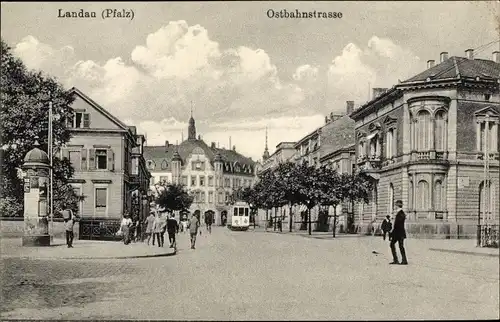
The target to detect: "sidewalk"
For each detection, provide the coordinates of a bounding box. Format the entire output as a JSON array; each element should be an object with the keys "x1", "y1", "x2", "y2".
[
  {"x1": 255, "y1": 228, "x2": 500, "y2": 257},
  {"x1": 0, "y1": 237, "x2": 176, "y2": 260}
]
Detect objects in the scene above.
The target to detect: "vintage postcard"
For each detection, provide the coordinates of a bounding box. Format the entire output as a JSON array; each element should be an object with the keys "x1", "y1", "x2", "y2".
[{"x1": 1, "y1": 1, "x2": 499, "y2": 321}]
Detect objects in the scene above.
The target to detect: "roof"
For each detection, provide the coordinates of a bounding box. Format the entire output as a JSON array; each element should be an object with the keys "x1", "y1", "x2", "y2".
[
  {"x1": 24, "y1": 146, "x2": 49, "y2": 164},
  {"x1": 401, "y1": 57, "x2": 500, "y2": 83},
  {"x1": 143, "y1": 138, "x2": 256, "y2": 173},
  {"x1": 70, "y1": 87, "x2": 131, "y2": 132},
  {"x1": 319, "y1": 115, "x2": 355, "y2": 157},
  {"x1": 351, "y1": 56, "x2": 500, "y2": 120}
]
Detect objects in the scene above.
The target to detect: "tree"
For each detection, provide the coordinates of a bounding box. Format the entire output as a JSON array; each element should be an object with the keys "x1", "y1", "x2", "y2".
[
  {"x1": 1, "y1": 38, "x2": 82, "y2": 217},
  {"x1": 316, "y1": 166, "x2": 343, "y2": 237},
  {"x1": 274, "y1": 161, "x2": 301, "y2": 232},
  {"x1": 339, "y1": 171, "x2": 374, "y2": 233},
  {"x1": 292, "y1": 162, "x2": 323, "y2": 235},
  {"x1": 155, "y1": 182, "x2": 194, "y2": 215}
]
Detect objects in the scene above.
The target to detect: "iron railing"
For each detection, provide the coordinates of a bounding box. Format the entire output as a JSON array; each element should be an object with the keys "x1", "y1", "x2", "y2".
[
  {"x1": 477, "y1": 224, "x2": 499, "y2": 248},
  {"x1": 79, "y1": 219, "x2": 122, "y2": 241}
]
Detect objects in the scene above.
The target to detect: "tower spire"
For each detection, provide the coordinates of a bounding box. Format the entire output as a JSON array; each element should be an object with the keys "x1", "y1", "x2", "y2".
[
  {"x1": 262, "y1": 126, "x2": 270, "y2": 161},
  {"x1": 188, "y1": 101, "x2": 196, "y2": 140}
]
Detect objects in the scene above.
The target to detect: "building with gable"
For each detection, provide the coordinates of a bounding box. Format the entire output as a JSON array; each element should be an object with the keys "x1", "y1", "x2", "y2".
[
  {"x1": 144, "y1": 112, "x2": 258, "y2": 226},
  {"x1": 61, "y1": 88, "x2": 151, "y2": 239},
  {"x1": 350, "y1": 50, "x2": 500, "y2": 238}
]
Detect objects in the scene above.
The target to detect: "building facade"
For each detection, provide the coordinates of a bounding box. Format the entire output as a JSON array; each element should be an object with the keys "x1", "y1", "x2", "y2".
[
  {"x1": 144, "y1": 114, "x2": 258, "y2": 225},
  {"x1": 350, "y1": 50, "x2": 500, "y2": 238},
  {"x1": 62, "y1": 88, "x2": 151, "y2": 230}
]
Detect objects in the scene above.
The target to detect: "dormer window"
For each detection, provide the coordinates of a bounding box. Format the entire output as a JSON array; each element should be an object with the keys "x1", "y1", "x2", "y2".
[{"x1": 146, "y1": 160, "x2": 155, "y2": 170}]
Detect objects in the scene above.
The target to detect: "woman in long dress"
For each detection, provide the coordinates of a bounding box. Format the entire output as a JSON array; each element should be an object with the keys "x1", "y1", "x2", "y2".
[{"x1": 121, "y1": 212, "x2": 133, "y2": 245}]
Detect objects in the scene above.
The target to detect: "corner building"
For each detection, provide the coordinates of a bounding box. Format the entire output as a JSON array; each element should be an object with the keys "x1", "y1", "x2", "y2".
[
  {"x1": 350, "y1": 50, "x2": 500, "y2": 238},
  {"x1": 144, "y1": 114, "x2": 258, "y2": 225}
]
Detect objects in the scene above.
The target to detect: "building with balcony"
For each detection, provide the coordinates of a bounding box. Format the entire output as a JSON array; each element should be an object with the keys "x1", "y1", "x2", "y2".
[
  {"x1": 350, "y1": 50, "x2": 500, "y2": 238},
  {"x1": 62, "y1": 88, "x2": 151, "y2": 238},
  {"x1": 144, "y1": 113, "x2": 258, "y2": 226}
]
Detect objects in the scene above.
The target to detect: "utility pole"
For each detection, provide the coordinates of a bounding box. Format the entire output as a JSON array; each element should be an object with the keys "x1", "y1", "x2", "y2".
[{"x1": 48, "y1": 98, "x2": 54, "y2": 238}]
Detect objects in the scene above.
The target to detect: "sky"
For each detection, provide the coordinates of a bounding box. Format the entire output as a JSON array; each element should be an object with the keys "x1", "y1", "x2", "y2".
[{"x1": 1, "y1": 1, "x2": 499, "y2": 161}]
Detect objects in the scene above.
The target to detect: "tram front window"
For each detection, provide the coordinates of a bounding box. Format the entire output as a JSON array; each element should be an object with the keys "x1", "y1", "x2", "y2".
[
  {"x1": 234, "y1": 208, "x2": 238, "y2": 216},
  {"x1": 245, "y1": 208, "x2": 249, "y2": 217},
  {"x1": 239, "y1": 208, "x2": 244, "y2": 216}
]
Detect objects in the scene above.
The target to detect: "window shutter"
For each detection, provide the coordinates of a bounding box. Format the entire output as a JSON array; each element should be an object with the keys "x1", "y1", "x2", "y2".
[
  {"x1": 62, "y1": 148, "x2": 70, "y2": 160},
  {"x1": 107, "y1": 149, "x2": 115, "y2": 171},
  {"x1": 81, "y1": 148, "x2": 87, "y2": 171},
  {"x1": 83, "y1": 113, "x2": 90, "y2": 128},
  {"x1": 89, "y1": 149, "x2": 96, "y2": 170}
]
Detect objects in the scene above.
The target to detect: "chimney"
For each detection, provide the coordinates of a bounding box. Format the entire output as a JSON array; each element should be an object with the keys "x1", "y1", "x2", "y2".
[
  {"x1": 232, "y1": 145, "x2": 236, "y2": 151},
  {"x1": 211, "y1": 142, "x2": 216, "y2": 148},
  {"x1": 372, "y1": 88, "x2": 388, "y2": 99},
  {"x1": 493, "y1": 51, "x2": 500, "y2": 63},
  {"x1": 465, "y1": 49, "x2": 474, "y2": 60},
  {"x1": 427, "y1": 60, "x2": 435, "y2": 69},
  {"x1": 346, "y1": 101, "x2": 354, "y2": 115},
  {"x1": 440, "y1": 52, "x2": 449, "y2": 63},
  {"x1": 165, "y1": 140, "x2": 169, "y2": 147},
  {"x1": 325, "y1": 116, "x2": 329, "y2": 124}
]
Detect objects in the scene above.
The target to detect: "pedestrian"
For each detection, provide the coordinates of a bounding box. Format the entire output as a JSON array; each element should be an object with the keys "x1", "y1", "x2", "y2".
[
  {"x1": 167, "y1": 213, "x2": 179, "y2": 250},
  {"x1": 121, "y1": 212, "x2": 133, "y2": 245},
  {"x1": 144, "y1": 210, "x2": 155, "y2": 245},
  {"x1": 61, "y1": 204, "x2": 76, "y2": 248},
  {"x1": 187, "y1": 212, "x2": 200, "y2": 249},
  {"x1": 159, "y1": 210, "x2": 168, "y2": 247},
  {"x1": 205, "y1": 212, "x2": 213, "y2": 234},
  {"x1": 278, "y1": 216, "x2": 283, "y2": 232},
  {"x1": 381, "y1": 215, "x2": 392, "y2": 241},
  {"x1": 152, "y1": 212, "x2": 163, "y2": 247},
  {"x1": 389, "y1": 200, "x2": 408, "y2": 265}
]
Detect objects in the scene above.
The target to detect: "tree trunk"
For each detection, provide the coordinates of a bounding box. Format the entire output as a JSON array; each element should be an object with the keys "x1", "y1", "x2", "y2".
[
  {"x1": 332, "y1": 205, "x2": 337, "y2": 238},
  {"x1": 274, "y1": 207, "x2": 278, "y2": 231},
  {"x1": 289, "y1": 204, "x2": 293, "y2": 232},
  {"x1": 308, "y1": 207, "x2": 312, "y2": 235},
  {"x1": 265, "y1": 209, "x2": 269, "y2": 231}
]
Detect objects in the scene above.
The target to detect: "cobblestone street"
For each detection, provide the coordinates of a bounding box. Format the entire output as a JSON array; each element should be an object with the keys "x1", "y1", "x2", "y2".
[{"x1": 1, "y1": 227, "x2": 499, "y2": 320}]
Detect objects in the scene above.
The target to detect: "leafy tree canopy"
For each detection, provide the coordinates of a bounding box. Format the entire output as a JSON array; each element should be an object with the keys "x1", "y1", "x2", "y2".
[
  {"x1": 155, "y1": 182, "x2": 194, "y2": 213},
  {"x1": 1, "y1": 38, "x2": 81, "y2": 216}
]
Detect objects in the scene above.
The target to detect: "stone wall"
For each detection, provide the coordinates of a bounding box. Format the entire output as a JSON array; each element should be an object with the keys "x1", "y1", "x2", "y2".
[{"x1": 0, "y1": 218, "x2": 79, "y2": 239}]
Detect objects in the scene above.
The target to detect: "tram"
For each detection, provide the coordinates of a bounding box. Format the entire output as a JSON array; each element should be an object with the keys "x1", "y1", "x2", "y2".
[{"x1": 229, "y1": 201, "x2": 250, "y2": 231}]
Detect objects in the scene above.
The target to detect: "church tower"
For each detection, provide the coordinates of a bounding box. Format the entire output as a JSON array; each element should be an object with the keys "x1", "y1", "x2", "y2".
[
  {"x1": 188, "y1": 102, "x2": 196, "y2": 140},
  {"x1": 262, "y1": 127, "x2": 270, "y2": 161}
]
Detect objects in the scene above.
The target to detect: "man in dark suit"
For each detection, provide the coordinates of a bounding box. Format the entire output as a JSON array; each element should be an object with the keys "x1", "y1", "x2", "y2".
[{"x1": 389, "y1": 200, "x2": 408, "y2": 265}]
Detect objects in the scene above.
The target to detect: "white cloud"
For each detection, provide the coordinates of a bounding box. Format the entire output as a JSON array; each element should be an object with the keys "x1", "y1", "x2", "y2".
[{"x1": 11, "y1": 25, "x2": 422, "y2": 161}]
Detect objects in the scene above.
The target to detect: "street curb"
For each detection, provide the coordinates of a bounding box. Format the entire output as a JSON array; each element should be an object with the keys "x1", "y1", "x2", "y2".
[
  {"x1": 428, "y1": 248, "x2": 499, "y2": 258},
  {"x1": 2, "y1": 250, "x2": 177, "y2": 260}
]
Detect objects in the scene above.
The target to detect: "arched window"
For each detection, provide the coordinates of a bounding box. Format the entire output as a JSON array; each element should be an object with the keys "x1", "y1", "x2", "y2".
[
  {"x1": 146, "y1": 160, "x2": 155, "y2": 170},
  {"x1": 161, "y1": 160, "x2": 168, "y2": 170},
  {"x1": 417, "y1": 110, "x2": 431, "y2": 151},
  {"x1": 435, "y1": 110, "x2": 447, "y2": 151},
  {"x1": 434, "y1": 180, "x2": 443, "y2": 211},
  {"x1": 386, "y1": 129, "x2": 395, "y2": 158},
  {"x1": 417, "y1": 180, "x2": 429, "y2": 210},
  {"x1": 388, "y1": 183, "x2": 394, "y2": 215},
  {"x1": 408, "y1": 180, "x2": 414, "y2": 210}
]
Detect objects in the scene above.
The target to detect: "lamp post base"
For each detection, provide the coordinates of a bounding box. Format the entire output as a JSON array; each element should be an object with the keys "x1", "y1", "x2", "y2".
[{"x1": 22, "y1": 235, "x2": 51, "y2": 247}]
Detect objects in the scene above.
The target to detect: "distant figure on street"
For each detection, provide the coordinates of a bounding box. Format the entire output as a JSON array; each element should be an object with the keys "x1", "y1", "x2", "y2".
[
  {"x1": 61, "y1": 205, "x2": 76, "y2": 248},
  {"x1": 205, "y1": 212, "x2": 213, "y2": 234},
  {"x1": 152, "y1": 212, "x2": 163, "y2": 247},
  {"x1": 167, "y1": 213, "x2": 179, "y2": 250},
  {"x1": 389, "y1": 200, "x2": 408, "y2": 265},
  {"x1": 187, "y1": 213, "x2": 200, "y2": 249},
  {"x1": 121, "y1": 212, "x2": 133, "y2": 245},
  {"x1": 381, "y1": 215, "x2": 392, "y2": 241},
  {"x1": 278, "y1": 216, "x2": 283, "y2": 232},
  {"x1": 159, "y1": 211, "x2": 168, "y2": 247},
  {"x1": 144, "y1": 211, "x2": 155, "y2": 245}
]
